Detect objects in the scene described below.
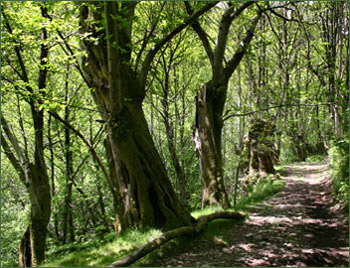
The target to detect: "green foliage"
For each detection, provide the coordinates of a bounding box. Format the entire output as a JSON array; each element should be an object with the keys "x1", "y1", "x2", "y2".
[
  {"x1": 306, "y1": 154, "x2": 325, "y2": 163},
  {"x1": 191, "y1": 206, "x2": 223, "y2": 219},
  {"x1": 329, "y1": 139, "x2": 349, "y2": 210},
  {"x1": 279, "y1": 134, "x2": 301, "y2": 164},
  {"x1": 0, "y1": 164, "x2": 30, "y2": 267}
]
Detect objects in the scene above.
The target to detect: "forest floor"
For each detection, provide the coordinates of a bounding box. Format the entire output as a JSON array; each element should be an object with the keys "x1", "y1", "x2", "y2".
[{"x1": 142, "y1": 161, "x2": 349, "y2": 267}]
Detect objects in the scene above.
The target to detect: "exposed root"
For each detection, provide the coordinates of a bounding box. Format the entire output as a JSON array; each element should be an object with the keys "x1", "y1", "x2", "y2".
[{"x1": 108, "y1": 211, "x2": 246, "y2": 267}]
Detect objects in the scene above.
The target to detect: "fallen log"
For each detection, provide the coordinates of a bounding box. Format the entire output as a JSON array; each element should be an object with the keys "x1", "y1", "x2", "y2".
[{"x1": 108, "y1": 211, "x2": 246, "y2": 267}]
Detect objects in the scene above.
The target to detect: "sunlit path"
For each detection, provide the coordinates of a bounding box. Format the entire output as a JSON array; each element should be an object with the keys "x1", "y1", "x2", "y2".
[{"x1": 145, "y1": 161, "x2": 349, "y2": 267}]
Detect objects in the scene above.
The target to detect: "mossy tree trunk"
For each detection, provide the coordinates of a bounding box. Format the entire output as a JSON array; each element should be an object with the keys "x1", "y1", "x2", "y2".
[
  {"x1": 79, "y1": 2, "x2": 215, "y2": 231},
  {"x1": 186, "y1": 2, "x2": 262, "y2": 208},
  {"x1": 108, "y1": 102, "x2": 193, "y2": 229},
  {"x1": 193, "y1": 83, "x2": 230, "y2": 208},
  {"x1": 26, "y1": 161, "x2": 52, "y2": 267},
  {"x1": 244, "y1": 119, "x2": 276, "y2": 178}
]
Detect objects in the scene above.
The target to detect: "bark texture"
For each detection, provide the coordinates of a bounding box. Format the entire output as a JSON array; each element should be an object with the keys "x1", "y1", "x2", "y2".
[
  {"x1": 193, "y1": 84, "x2": 230, "y2": 209},
  {"x1": 27, "y1": 162, "x2": 51, "y2": 266}
]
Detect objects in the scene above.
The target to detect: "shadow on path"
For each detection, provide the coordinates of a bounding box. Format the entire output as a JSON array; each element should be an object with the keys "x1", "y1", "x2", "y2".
[{"x1": 143, "y1": 161, "x2": 349, "y2": 267}]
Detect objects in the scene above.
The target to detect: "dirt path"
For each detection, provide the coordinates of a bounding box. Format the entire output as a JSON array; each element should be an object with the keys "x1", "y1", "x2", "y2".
[{"x1": 144, "y1": 161, "x2": 349, "y2": 267}]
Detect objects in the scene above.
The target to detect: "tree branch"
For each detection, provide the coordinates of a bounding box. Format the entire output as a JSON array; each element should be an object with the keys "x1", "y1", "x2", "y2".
[
  {"x1": 213, "y1": 1, "x2": 255, "y2": 82},
  {"x1": 139, "y1": 2, "x2": 217, "y2": 87},
  {"x1": 1, "y1": 132, "x2": 26, "y2": 183},
  {"x1": 45, "y1": 10, "x2": 92, "y2": 88},
  {"x1": 269, "y1": 8, "x2": 315, "y2": 25},
  {"x1": 1, "y1": 114, "x2": 30, "y2": 185},
  {"x1": 135, "y1": 2, "x2": 166, "y2": 71},
  {"x1": 224, "y1": 12, "x2": 262, "y2": 80},
  {"x1": 1, "y1": 9, "x2": 29, "y2": 83},
  {"x1": 184, "y1": 2, "x2": 214, "y2": 66},
  {"x1": 38, "y1": 6, "x2": 50, "y2": 92},
  {"x1": 48, "y1": 111, "x2": 115, "y2": 193}
]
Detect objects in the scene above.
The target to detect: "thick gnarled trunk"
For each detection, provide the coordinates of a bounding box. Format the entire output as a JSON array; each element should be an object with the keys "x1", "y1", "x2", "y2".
[
  {"x1": 84, "y1": 67, "x2": 194, "y2": 231},
  {"x1": 193, "y1": 84, "x2": 230, "y2": 209},
  {"x1": 108, "y1": 103, "x2": 194, "y2": 230}
]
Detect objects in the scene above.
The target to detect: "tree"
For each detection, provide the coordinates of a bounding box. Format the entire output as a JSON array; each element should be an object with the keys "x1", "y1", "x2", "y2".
[
  {"x1": 78, "y1": 2, "x2": 216, "y2": 231},
  {"x1": 187, "y1": 2, "x2": 263, "y2": 208},
  {"x1": 1, "y1": 4, "x2": 52, "y2": 266}
]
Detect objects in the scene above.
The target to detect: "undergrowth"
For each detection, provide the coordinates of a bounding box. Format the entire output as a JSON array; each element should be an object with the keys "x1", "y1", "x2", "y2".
[
  {"x1": 329, "y1": 139, "x2": 349, "y2": 210},
  {"x1": 235, "y1": 175, "x2": 286, "y2": 210},
  {"x1": 43, "y1": 176, "x2": 285, "y2": 267},
  {"x1": 306, "y1": 154, "x2": 325, "y2": 162}
]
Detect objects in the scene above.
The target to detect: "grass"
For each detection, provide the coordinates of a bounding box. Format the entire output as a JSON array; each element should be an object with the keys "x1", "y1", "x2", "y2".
[
  {"x1": 43, "y1": 176, "x2": 286, "y2": 267},
  {"x1": 43, "y1": 228, "x2": 162, "y2": 267},
  {"x1": 235, "y1": 176, "x2": 286, "y2": 210}
]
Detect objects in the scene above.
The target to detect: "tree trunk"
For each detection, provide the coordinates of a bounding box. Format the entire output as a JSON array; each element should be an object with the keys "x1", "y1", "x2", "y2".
[
  {"x1": 245, "y1": 119, "x2": 276, "y2": 178},
  {"x1": 107, "y1": 101, "x2": 194, "y2": 230},
  {"x1": 186, "y1": 3, "x2": 260, "y2": 209},
  {"x1": 3, "y1": 5, "x2": 51, "y2": 266},
  {"x1": 63, "y1": 65, "x2": 75, "y2": 244},
  {"x1": 48, "y1": 115, "x2": 60, "y2": 239},
  {"x1": 19, "y1": 7, "x2": 52, "y2": 264},
  {"x1": 18, "y1": 159, "x2": 51, "y2": 267},
  {"x1": 193, "y1": 84, "x2": 230, "y2": 209},
  {"x1": 165, "y1": 123, "x2": 188, "y2": 206}
]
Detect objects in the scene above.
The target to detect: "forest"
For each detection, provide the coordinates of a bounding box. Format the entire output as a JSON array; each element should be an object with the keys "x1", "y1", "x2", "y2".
[{"x1": 1, "y1": 1, "x2": 349, "y2": 267}]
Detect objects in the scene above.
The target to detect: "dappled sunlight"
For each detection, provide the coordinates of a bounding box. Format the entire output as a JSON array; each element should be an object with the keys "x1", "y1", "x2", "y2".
[
  {"x1": 228, "y1": 241, "x2": 349, "y2": 267},
  {"x1": 285, "y1": 162, "x2": 329, "y2": 184},
  {"x1": 247, "y1": 215, "x2": 293, "y2": 225},
  {"x1": 144, "y1": 161, "x2": 349, "y2": 267},
  {"x1": 236, "y1": 243, "x2": 255, "y2": 252},
  {"x1": 272, "y1": 203, "x2": 304, "y2": 210}
]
